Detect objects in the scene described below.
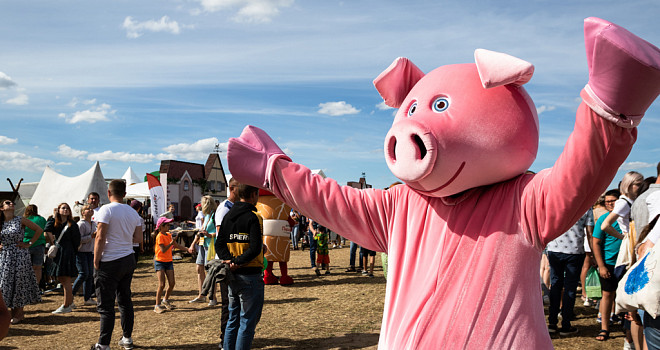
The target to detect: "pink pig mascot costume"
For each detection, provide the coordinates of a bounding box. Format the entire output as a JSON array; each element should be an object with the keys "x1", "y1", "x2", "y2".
[{"x1": 227, "y1": 18, "x2": 660, "y2": 349}]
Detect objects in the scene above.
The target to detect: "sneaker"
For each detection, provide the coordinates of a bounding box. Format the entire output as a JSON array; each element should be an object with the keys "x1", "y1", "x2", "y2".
[
  {"x1": 543, "y1": 295, "x2": 550, "y2": 305},
  {"x1": 161, "y1": 300, "x2": 176, "y2": 310},
  {"x1": 84, "y1": 298, "x2": 97, "y2": 306},
  {"x1": 324, "y1": 270, "x2": 331, "y2": 275},
  {"x1": 208, "y1": 299, "x2": 218, "y2": 306},
  {"x1": 52, "y1": 304, "x2": 73, "y2": 314},
  {"x1": 559, "y1": 326, "x2": 578, "y2": 336},
  {"x1": 188, "y1": 296, "x2": 206, "y2": 303},
  {"x1": 368, "y1": 273, "x2": 374, "y2": 278},
  {"x1": 583, "y1": 299, "x2": 592, "y2": 307},
  {"x1": 118, "y1": 336, "x2": 134, "y2": 350},
  {"x1": 315, "y1": 269, "x2": 321, "y2": 276},
  {"x1": 154, "y1": 305, "x2": 166, "y2": 314},
  {"x1": 548, "y1": 324, "x2": 558, "y2": 334},
  {"x1": 90, "y1": 344, "x2": 109, "y2": 350},
  {"x1": 361, "y1": 271, "x2": 368, "y2": 276}
]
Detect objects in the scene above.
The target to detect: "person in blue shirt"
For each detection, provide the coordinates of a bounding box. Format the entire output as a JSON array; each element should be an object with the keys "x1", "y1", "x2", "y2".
[{"x1": 592, "y1": 189, "x2": 623, "y2": 341}]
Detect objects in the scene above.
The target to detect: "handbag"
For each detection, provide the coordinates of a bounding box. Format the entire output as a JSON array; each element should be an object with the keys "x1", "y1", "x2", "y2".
[
  {"x1": 47, "y1": 225, "x2": 68, "y2": 259},
  {"x1": 614, "y1": 221, "x2": 637, "y2": 281},
  {"x1": 585, "y1": 266, "x2": 602, "y2": 300},
  {"x1": 615, "y1": 243, "x2": 660, "y2": 317}
]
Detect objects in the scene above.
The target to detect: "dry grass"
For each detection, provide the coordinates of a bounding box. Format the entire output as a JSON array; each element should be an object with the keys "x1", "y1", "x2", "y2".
[{"x1": 1, "y1": 245, "x2": 628, "y2": 349}]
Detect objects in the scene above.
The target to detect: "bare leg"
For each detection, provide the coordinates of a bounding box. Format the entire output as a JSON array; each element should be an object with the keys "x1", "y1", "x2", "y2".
[
  {"x1": 164, "y1": 270, "x2": 176, "y2": 301},
  {"x1": 196, "y1": 264, "x2": 205, "y2": 298},
  {"x1": 58, "y1": 276, "x2": 73, "y2": 307},
  {"x1": 156, "y1": 270, "x2": 166, "y2": 305}
]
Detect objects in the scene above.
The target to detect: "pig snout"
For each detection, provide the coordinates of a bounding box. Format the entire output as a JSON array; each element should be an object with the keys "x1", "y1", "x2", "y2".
[{"x1": 384, "y1": 121, "x2": 437, "y2": 182}]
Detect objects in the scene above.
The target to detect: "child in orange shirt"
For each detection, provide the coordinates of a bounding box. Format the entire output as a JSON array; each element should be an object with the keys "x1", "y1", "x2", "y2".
[{"x1": 153, "y1": 217, "x2": 187, "y2": 313}]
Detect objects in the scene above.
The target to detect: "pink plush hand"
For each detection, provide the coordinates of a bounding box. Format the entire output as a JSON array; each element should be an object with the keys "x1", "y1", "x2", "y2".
[
  {"x1": 228, "y1": 125, "x2": 292, "y2": 189},
  {"x1": 581, "y1": 17, "x2": 660, "y2": 128}
]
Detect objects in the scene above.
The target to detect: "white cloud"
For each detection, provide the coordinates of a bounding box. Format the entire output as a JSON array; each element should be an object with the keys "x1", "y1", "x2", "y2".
[
  {"x1": 318, "y1": 101, "x2": 360, "y2": 116},
  {"x1": 0, "y1": 150, "x2": 53, "y2": 172},
  {"x1": 123, "y1": 16, "x2": 185, "y2": 39},
  {"x1": 376, "y1": 101, "x2": 393, "y2": 110},
  {"x1": 0, "y1": 72, "x2": 17, "y2": 89},
  {"x1": 619, "y1": 161, "x2": 656, "y2": 171},
  {"x1": 196, "y1": 0, "x2": 293, "y2": 23},
  {"x1": 0, "y1": 136, "x2": 18, "y2": 145},
  {"x1": 87, "y1": 150, "x2": 156, "y2": 163},
  {"x1": 160, "y1": 137, "x2": 224, "y2": 161},
  {"x1": 57, "y1": 144, "x2": 89, "y2": 159},
  {"x1": 67, "y1": 97, "x2": 96, "y2": 108},
  {"x1": 60, "y1": 101, "x2": 115, "y2": 124},
  {"x1": 5, "y1": 93, "x2": 28, "y2": 105},
  {"x1": 536, "y1": 105, "x2": 556, "y2": 115}
]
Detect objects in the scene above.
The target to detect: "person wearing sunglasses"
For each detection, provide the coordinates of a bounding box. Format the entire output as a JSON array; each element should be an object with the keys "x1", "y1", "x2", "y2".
[{"x1": 0, "y1": 200, "x2": 43, "y2": 324}]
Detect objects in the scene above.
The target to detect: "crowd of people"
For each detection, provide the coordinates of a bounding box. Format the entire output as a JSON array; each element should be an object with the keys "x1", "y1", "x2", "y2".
[
  {"x1": 542, "y1": 162, "x2": 660, "y2": 350},
  {"x1": 6, "y1": 165, "x2": 660, "y2": 349}
]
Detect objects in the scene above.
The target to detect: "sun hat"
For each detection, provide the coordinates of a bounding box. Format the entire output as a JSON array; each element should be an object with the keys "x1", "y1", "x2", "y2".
[{"x1": 156, "y1": 216, "x2": 173, "y2": 230}]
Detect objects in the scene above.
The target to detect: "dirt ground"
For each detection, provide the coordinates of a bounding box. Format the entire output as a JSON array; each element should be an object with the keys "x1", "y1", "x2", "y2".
[{"x1": 1, "y1": 243, "x2": 630, "y2": 349}]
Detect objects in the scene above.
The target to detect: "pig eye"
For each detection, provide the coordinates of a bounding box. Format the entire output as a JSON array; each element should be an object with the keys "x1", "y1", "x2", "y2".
[
  {"x1": 432, "y1": 98, "x2": 449, "y2": 112},
  {"x1": 407, "y1": 102, "x2": 418, "y2": 117}
]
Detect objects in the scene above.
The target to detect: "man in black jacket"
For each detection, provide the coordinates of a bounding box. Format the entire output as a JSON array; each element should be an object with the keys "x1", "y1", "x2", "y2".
[{"x1": 215, "y1": 184, "x2": 264, "y2": 350}]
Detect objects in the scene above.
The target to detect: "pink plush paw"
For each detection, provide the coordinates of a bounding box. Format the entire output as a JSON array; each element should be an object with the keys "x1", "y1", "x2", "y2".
[
  {"x1": 228, "y1": 125, "x2": 291, "y2": 189},
  {"x1": 582, "y1": 17, "x2": 660, "y2": 127}
]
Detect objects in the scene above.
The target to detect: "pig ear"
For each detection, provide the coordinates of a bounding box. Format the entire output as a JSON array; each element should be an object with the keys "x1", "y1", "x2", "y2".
[
  {"x1": 373, "y1": 57, "x2": 425, "y2": 108},
  {"x1": 474, "y1": 49, "x2": 534, "y2": 89}
]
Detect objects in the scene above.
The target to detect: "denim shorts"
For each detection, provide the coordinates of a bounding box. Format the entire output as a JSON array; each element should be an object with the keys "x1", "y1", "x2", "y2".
[
  {"x1": 154, "y1": 260, "x2": 174, "y2": 271},
  {"x1": 29, "y1": 244, "x2": 45, "y2": 266},
  {"x1": 196, "y1": 244, "x2": 208, "y2": 265}
]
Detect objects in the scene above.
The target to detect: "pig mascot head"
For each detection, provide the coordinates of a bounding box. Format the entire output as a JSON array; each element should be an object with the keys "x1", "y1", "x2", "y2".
[{"x1": 376, "y1": 49, "x2": 539, "y2": 197}]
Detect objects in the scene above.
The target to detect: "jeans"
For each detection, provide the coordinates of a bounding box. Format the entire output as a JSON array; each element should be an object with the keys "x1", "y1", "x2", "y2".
[
  {"x1": 308, "y1": 230, "x2": 317, "y2": 267},
  {"x1": 223, "y1": 273, "x2": 264, "y2": 350},
  {"x1": 547, "y1": 251, "x2": 584, "y2": 328},
  {"x1": 644, "y1": 311, "x2": 660, "y2": 350},
  {"x1": 291, "y1": 226, "x2": 299, "y2": 249},
  {"x1": 349, "y1": 242, "x2": 363, "y2": 269},
  {"x1": 94, "y1": 254, "x2": 136, "y2": 346},
  {"x1": 72, "y1": 251, "x2": 94, "y2": 301}
]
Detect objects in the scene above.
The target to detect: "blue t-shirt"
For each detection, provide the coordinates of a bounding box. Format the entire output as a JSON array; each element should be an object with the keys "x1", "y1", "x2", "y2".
[
  {"x1": 592, "y1": 212, "x2": 623, "y2": 265},
  {"x1": 202, "y1": 214, "x2": 216, "y2": 248}
]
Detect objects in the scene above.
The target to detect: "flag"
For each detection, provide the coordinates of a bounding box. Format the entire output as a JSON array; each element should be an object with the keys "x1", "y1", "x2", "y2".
[{"x1": 147, "y1": 173, "x2": 165, "y2": 223}]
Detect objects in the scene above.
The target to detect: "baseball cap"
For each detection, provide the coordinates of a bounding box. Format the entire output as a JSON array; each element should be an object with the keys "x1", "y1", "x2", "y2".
[{"x1": 156, "y1": 216, "x2": 173, "y2": 230}]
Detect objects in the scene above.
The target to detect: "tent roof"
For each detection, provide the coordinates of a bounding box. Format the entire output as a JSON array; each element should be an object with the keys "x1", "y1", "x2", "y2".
[
  {"x1": 30, "y1": 162, "x2": 109, "y2": 218},
  {"x1": 122, "y1": 166, "x2": 141, "y2": 185}
]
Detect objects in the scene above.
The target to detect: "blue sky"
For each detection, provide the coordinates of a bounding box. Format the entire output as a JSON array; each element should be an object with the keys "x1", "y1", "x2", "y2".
[{"x1": 1, "y1": 0, "x2": 659, "y2": 192}]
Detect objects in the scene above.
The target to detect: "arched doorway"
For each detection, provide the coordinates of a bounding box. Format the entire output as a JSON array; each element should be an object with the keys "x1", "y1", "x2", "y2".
[{"x1": 180, "y1": 196, "x2": 192, "y2": 220}]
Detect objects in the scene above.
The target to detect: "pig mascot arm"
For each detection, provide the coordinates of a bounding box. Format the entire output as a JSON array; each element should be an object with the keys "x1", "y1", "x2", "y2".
[
  {"x1": 227, "y1": 126, "x2": 392, "y2": 252},
  {"x1": 520, "y1": 17, "x2": 660, "y2": 247}
]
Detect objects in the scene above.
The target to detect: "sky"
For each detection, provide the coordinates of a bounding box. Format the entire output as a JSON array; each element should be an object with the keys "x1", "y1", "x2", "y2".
[{"x1": 1, "y1": 0, "x2": 660, "y2": 194}]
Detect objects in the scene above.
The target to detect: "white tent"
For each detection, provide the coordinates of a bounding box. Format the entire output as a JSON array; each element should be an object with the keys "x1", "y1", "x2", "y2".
[
  {"x1": 126, "y1": 181, "x2": 150, "y2": 198},
  {"x1": 122, "y1": 166, "x2": 141, "y2": 185},
  {"x1": 30, "y1": 162, "x2": 109, "y2": 218}
]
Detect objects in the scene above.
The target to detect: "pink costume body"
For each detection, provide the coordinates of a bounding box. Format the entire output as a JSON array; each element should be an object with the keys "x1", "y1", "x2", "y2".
[
  {"x1": 268, "y1": 103, "x2": 634, "y2": 349},
  {"x1": 227, "y1": 17, "x2": 660, "y2": 350}
]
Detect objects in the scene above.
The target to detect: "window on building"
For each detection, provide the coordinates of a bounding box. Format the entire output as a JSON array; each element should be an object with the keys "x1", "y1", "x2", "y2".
[{"x1": 184, "y1": 180, "x2": 189, "y2": 191}]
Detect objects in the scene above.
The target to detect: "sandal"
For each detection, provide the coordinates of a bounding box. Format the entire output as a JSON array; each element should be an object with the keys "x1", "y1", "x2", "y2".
[{"x1": 596, "y1": 330, "x2": 610, "y2": 341}]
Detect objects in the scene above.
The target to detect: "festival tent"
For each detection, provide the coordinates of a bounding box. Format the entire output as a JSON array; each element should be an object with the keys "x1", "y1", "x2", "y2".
[
  {"x1": 126, "y1": 181, "x2": 150, "y2": 198},
  {"x1": 30, "y1": 162, "x2": 109, "y2": 218},
  {"x1": 122, "y1": 166, "x2": 141, "y2": 185}
]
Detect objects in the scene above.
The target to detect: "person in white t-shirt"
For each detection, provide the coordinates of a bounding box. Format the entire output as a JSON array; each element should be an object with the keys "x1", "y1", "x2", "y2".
[
  {"x1": 91, "y1": 180, "x2": 142, "y2": 350},
  {"x1": 213, "y1": 177, "x2": 239, "y2": 348}
]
